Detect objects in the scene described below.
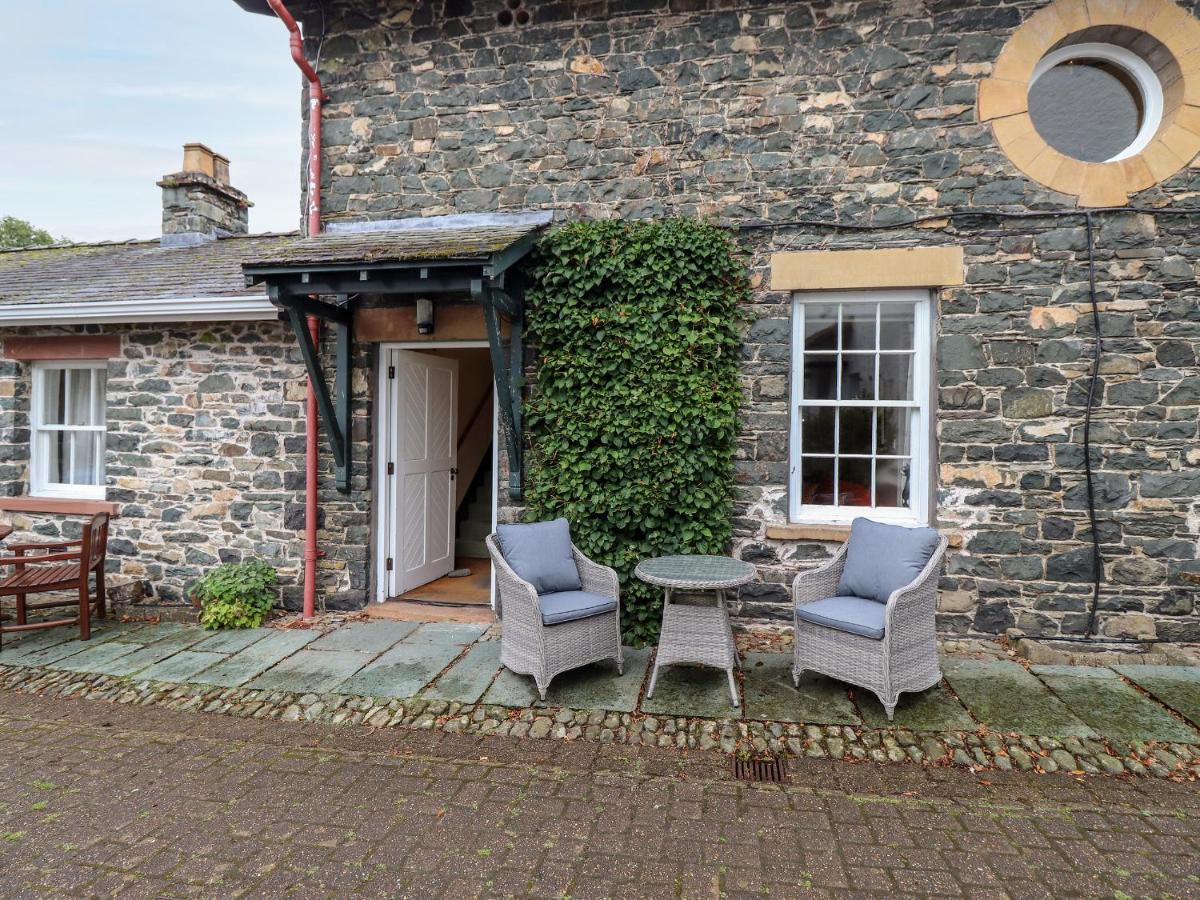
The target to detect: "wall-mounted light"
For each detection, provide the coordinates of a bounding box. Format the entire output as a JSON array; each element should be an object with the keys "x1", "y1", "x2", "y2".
[{"x1": 416, "y1": 298, "x2": 435, "y2": 335}]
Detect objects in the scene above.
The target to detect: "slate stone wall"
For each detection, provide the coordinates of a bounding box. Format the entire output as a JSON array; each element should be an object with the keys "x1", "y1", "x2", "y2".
[
  {"x1": 303, "y1": 0, "x2": 1200, "y2": 639},
  {"x1": 0, "y1": 323, "x2": 371, "y2": 611}
]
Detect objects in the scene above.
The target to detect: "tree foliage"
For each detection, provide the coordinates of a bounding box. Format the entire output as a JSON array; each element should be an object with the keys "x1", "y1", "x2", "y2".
[
  {"x1": 0, "y1": 216, "x2": 59, "y2": 250},
  {"x1": 524, "y1": 218, "x2": 747, "y2": 644}
]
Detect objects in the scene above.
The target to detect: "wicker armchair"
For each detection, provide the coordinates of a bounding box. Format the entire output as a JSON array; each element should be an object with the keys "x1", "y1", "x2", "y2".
[
  {"x1": 792, "y1": 532, "x2": 948, "y2": 720},
  {"x1": 486, "y1": 534, "x2": 623, "y2": 700}
]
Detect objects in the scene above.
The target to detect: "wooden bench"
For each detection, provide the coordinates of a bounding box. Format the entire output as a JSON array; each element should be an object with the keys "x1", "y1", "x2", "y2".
[{"x1": 0, "y1": 513, "x2": 109, "y2": 650}]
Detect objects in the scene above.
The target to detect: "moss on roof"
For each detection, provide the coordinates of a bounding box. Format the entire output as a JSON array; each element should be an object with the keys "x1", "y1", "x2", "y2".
[{"x1": 0, "y1": 233, "x2": 297, "y2": 306}]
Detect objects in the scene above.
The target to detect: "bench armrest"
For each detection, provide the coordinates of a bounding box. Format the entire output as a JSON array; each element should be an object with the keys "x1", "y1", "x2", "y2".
[{"x1": 0, "y1": 550, "x2": 82, "y2": 566}]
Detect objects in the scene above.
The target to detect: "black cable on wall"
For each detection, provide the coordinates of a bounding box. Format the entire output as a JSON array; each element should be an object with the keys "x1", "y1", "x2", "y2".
[{"x1": 737, "y1": 204, "x2": 1200, "y2": 642}]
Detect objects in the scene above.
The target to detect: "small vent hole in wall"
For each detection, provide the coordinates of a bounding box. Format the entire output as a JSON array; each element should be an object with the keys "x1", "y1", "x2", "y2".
[{"x1": 498, "y1": 0, "x2": 530, "y2": 27}]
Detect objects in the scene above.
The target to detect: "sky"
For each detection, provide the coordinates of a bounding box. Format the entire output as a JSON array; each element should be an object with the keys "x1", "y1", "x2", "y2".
[{"x1": 0, "y1": 0, "x2": 301, "y2": 243}]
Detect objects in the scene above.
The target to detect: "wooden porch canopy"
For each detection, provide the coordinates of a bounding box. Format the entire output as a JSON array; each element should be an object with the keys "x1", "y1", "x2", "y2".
[{"x1": 241, "y1": 212, "x2": 552, "y2": 497}]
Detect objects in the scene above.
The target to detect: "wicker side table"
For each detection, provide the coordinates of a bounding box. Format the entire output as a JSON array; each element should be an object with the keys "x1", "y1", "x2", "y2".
[{"x1": 635, "y1": 555, "x2": 756, "y2": 708}]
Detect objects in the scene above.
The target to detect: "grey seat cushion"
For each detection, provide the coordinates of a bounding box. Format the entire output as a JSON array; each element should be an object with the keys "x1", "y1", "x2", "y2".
[
  {"x1": 538, "y1": 590, "x2": 618, "y2": 626},
  {"x1": 796, "y1": 596, "x2": 887, "y2": 640},
  {"x1": 836, "y1": 518, "x2": 941, "y2": 604},
  {"x1": 496, "y1": 518, "x2": 583, "y2": 594}
]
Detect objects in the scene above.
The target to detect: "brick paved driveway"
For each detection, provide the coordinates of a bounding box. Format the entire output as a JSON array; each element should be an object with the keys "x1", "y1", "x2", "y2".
[{"x1": 0, "y1": 692, "x2": 1198, "y2": 898}]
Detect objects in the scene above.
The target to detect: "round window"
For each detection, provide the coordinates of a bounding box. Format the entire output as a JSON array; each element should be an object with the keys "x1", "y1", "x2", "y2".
[{"x1": 1027, "y1": 43, "x2": 1163, "y2": 163}]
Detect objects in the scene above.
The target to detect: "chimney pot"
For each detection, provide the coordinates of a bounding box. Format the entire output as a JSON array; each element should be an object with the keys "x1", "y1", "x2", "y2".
[
  {"x1": 158, "y1": 143, "x2": 252, "y2": 245},
  {"x1": 181, "y1": 142, "x2": 216, "y2": 178},
  {"x1": 213, "y1": 153, "x2": 231, "y2": 186}
]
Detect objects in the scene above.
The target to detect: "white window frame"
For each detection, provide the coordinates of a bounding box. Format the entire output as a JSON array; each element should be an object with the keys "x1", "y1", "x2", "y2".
[
  {"x1": 30, "y1": 360, "x2": 107, "y2": 500},
  {"x1": 788, "y1": 288, "x2": 932, "y2": 526}
]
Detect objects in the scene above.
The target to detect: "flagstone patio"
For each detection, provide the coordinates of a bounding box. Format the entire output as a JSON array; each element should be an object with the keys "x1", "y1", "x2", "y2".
[{"x1": 2, "y1": 618, "x2": 1199, "y2": 760}]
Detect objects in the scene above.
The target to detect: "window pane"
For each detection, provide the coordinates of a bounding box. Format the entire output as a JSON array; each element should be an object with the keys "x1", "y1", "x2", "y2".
[
  {"x1": 801, "y1": 456, "x2": 836, "y2": 505},
  {"x1": 802, "y1": 354, "x2": 838, "y2": 400},
  {"x1": 1028, "y1": 60, "x2": 1141, "y2": 163},
  {"x1": 876, "y1": 408, "x2": 912, "y2": 455},
  {"x1": 801, "y1": 406, "x2": 835, "y2": 454},
  {"x1": 838, "y1": 406, "x2": 872, "y2": 456},
  {"x1": 840, "y1": 354, "x2": 875, "y2": 401},
  {"x1": 878, "y1": 354, "x2": 913, "y2": 401},
  {"x1": 70, "y1": 432, "x2": 102, "y2": 485},
  {"x1": 838, "y1": 458, "x2": 872, "y2": 507},
  {"x1": 875, "y1": 458, "x2": 911, "y2": 508},
  {"x1": 803, "y1": 303, "x2": 838, "y2": 351},
  {"x1": 92, "y1": 370, "x2": 106, "y2": 424},
  {"x1": 45, "y1": 431, "x2": 65, "y2": 483},
  {"x1": 41, "y1": 369, "x2": 66, "y2": 425},
  {"x1": 67, "y1": 369, "x2": 93, "y2": 426},
  {"x1": 879, "y1": 303, "x2": 915, "y2": 350},
  {"x1": 841, "y1": 303, "x2": 877, "y2": 351}
]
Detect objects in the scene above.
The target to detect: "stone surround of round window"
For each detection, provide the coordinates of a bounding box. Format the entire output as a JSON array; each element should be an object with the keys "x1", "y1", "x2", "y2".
[{"x1": 978, "y1": 0, "x2": 1200, "y2": 207}]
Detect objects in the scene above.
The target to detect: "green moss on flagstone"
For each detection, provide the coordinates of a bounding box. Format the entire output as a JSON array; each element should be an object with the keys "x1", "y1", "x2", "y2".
[
  {"x1": 743, "y1": 653, "x2": 861, "y2": 725},
  {"x1": 422, "y1": 640, "x2": 502, "y2": 703},
  {"x1": 307, "y1": 621, "x2": 419, "y2": 653},
  {"x1": 536, "y1": 647, "x2": 651, "y2": 712},
  {"x1": 0, "y1": 623, "x2": 138, "y2": 668},
  {"x1": 481, "y1": 666, "x2": 539, "y2": 707},
  {"x1": 640, "y1": 663, "x2": 742, "y2": 720},
  {"x1": 337, "y1": 639, "x2": 468, "y2": 699},
  {"x1": 51, "y1": 639, "x2": 144, "y2": 674},
  {"x1": 246, "y1": 648, "x2": 375, "y2": 694},
  {"x1": 139, "y1": 650, "x2": 229, "y2": 684},
  {"x1": 1035, "y1": 667, "x2": 1199, "y2": 744},
  {"x1": 101, "y1": 637, "x2": 216, "y2": 678},
  {"x1": 857, "y1": 682, "x2": 975, "y2": 732},
  {"x1": 941, "y1": 658, "x2": 1096, "y2": 738},
  {"x1": 196, "y1": 630, "x2": 319, "y2": 688},
  {"x1": 1114, "y1": 666, "x2": 1200, "y2": 730},
  {"x1": 111, "y1": 623, "x2": 190, "y2": 645},
  {"x1": 192, "y1": 629, "x2": 273, "y2": 654},
  {"x1": 405, "y1": 623, "x2": 487, "y2": 646}
]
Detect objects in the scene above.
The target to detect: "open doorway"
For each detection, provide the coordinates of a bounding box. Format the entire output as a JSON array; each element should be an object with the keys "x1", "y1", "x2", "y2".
[{"x1": 375, "y1": 342, "x2": 496, "y2": 609}]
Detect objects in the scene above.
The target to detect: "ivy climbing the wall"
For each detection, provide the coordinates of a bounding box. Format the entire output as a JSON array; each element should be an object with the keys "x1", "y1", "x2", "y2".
[{"x1": 524, "y1": 218, "x2": 747, "y2": 644}]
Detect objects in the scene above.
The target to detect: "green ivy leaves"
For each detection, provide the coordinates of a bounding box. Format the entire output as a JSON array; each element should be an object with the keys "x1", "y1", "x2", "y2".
[
  {"x1": 193, "y1": 559, "x2": 280, "y2": 630},
  {"x1": 524, "y1": 218, "x2": 748, "y2": 645}
]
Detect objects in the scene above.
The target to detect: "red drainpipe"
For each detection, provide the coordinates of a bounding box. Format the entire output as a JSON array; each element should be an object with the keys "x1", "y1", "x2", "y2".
[{"x1": 266, "y1": 0, "x2": 326, "y2": 620}]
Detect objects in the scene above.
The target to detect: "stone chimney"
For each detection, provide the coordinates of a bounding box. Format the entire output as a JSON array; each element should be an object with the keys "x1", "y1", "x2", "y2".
[{"x1": 157, "y1": 143, "x2": 252, "y2": 245}]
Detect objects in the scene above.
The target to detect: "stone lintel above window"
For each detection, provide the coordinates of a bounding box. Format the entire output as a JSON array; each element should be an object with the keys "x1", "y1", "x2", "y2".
[
  {"x1": 770, "y1": 247, "x2": 965, "y2": 292},
  {"x1": 3, "y1": 335, "x2": 121, "y2": 361}
]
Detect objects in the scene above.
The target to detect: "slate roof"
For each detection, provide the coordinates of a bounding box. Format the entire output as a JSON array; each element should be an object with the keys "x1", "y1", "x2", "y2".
[
  {"x1": 243, "y1": 213, "x2": 553, "y2": 271},
  {"x1": 0, "y1": 232, "x2": 297, "y2": 307}
]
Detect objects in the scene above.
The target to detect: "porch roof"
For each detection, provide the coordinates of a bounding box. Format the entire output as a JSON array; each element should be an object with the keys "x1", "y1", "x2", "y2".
[
  {"x1": 242, "y1": 212, "x2": 551, "y2": 500},
  {"x1": 241, "y1": 212, "x2": 553, "y2": 293}
]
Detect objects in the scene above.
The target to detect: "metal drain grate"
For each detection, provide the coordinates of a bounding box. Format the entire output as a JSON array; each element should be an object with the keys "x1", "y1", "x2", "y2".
[{"x1": 732, "y1": 755, "x2": 788, "y2": 783}]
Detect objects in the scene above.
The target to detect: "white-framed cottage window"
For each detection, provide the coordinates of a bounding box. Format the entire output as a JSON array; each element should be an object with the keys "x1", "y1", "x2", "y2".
[
  {"x1": 789, "y1": 289, "x2": 931, "y2": 525},
  {"x1": 30, "y1": 360, "x2": 107, "y2": 499}
]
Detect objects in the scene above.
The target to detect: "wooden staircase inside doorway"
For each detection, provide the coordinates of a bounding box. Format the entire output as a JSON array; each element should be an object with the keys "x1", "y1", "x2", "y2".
[{"x1": 455, "y1": 473, "x2": 492, "y2": 561}]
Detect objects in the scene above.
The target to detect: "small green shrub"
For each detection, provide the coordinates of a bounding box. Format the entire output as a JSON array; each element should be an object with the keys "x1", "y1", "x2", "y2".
[
  {"x1": 193, "y1": 560, "x2": 279, "y2": 630},
  {"x1": 524, "y1": 218, "x2": 747, "y2": 645}
]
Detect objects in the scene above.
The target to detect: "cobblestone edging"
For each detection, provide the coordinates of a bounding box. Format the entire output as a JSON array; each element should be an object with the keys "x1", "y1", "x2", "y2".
[{"x1": 2, "y1": 664, "x2": 1197, "y2": 783}]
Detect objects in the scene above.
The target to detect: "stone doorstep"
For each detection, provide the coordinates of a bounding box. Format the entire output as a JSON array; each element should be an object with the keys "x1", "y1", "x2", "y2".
[{"x1": 0, "y1": 662, "x2": 1197, "y2": 783}]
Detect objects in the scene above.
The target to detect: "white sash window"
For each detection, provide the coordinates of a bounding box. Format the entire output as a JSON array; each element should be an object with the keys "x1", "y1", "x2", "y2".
[
  {"x1": 789, "y1": 290, "x2": 931, "y2": 525},
  {"x1": 31, "y1": 361, "x2": 107, "y2": 499}
]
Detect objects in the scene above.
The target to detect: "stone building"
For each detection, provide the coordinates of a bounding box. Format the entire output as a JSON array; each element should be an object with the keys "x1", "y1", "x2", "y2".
[{"x1": 1, "y1": 0, "x2": 1198, "y2": 641}]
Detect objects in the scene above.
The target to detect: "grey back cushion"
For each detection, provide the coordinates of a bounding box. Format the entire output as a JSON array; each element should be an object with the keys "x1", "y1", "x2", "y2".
[
  {"x1": 496, "y1": 518, "x2": 583, "y2": 594},
  {"x1": 836, "y1": 518, "x2": 941, "y2": 604}
]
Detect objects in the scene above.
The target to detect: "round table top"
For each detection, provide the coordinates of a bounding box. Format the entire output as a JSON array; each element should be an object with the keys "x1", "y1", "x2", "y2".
[{"x1": 634, "y1": 554, "x2": 757, "y2": 590}]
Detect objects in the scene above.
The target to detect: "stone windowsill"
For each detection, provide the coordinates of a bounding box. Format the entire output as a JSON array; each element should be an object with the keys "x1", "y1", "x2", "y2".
[
  {"x1": 0, "y1": 497, "x2": 120, "y2": 517},
  {"x1": 766, "y1": 523, "x2": 962, "y2": 547}
]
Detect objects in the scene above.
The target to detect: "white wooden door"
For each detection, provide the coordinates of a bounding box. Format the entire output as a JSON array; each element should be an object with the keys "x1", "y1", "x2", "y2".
[{"x1": 384, "y1": 349, "x2": 458, "y2": 596}]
